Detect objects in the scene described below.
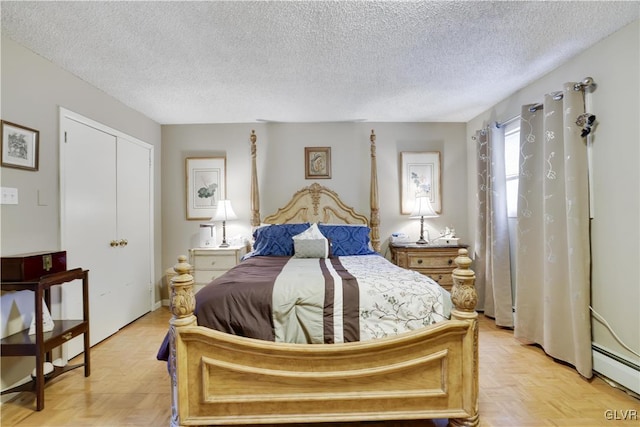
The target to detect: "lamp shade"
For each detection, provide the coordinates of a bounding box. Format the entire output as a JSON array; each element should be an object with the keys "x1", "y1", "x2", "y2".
[
  {"x1": 410, "y1": 196, "x2": 438, "y2": 218},
  {"x1": 212, "y1": 200, "x2": 238, "y2": 222}
]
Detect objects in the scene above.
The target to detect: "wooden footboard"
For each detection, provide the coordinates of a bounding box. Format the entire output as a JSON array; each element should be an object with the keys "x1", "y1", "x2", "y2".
[{"x1": 168, "y1": 250, "x2": 478, "y2": 427}]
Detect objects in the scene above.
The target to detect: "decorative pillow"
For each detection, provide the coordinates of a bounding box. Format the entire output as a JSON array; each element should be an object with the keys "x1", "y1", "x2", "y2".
[
  {"x1": 252, "y1": 223, "x2": 310, "y2": 256},
  {"x1": 318, "y1": 224, "x2": 376, "y2": 256},
  {"x1": 293, "y1": 238, "x2": 330, "y2": 258},
  {"x1": 292, "y1": 223, "x2": 329, "y2": 258}
]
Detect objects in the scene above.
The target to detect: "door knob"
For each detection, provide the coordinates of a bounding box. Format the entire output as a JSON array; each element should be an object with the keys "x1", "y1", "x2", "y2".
[
  {"x1": 118, "y1": 239, "x2": 128, "y2": 247},
  {"x1": 110, "y1": 240, "x2": 119, "y2": 247}
]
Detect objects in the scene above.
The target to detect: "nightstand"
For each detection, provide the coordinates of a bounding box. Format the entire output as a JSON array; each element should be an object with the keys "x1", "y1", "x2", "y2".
[
  {"x1": 188, "y1": 245, "x2": 247, "y2": 293},
  {"x1": 389, "y1": 243, "x2": 468, "y2": 291}
]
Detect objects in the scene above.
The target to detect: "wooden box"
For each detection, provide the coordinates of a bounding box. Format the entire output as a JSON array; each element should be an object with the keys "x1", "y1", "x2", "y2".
[{"x1": 1, "y1": 251, "x2": 67, "y2": 282}]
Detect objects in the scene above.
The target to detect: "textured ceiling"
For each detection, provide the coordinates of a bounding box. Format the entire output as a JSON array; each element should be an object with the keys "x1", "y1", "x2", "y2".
[{"x1": 1, "y1": 1, "x2": 638, "y2": 124}]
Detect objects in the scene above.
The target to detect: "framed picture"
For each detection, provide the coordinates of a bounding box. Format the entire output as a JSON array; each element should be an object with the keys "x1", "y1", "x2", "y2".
[
  {"x1": 186, "y1": 157, "x2": 226, "y2": 220},
  {"x1": 400, "y1": 151, "x2": 441, "y2": 214},
  {"x1": 1, "y1": 120, "x2": 39, "y2": 171},
  {"x1": 304, "y1": 147, "x2": 331, "y2": 179}
]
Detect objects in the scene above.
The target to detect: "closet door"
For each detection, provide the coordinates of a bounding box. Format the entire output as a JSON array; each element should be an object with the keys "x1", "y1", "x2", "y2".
[
  {"x1": 61, "y1": 117, "x2": 121, "y2": 348},
  {"x1": 60, "y1": 110, "x2": 153, "y2": 356},
  {"x1": 116, "y1": 137, "x2": 152, "y2": 325}
]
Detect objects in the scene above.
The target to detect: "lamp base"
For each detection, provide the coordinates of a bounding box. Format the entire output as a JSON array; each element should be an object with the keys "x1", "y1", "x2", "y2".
[
  {"x1": 218, "y1": 221, "x2": 229, "y2": 247},
  {"x1": 415, "y1": 216, "x2": 430, "y2": 245}
]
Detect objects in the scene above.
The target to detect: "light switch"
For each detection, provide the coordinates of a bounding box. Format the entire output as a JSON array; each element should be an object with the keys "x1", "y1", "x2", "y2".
[{"x1": 1, "y1": 187, "x2": 19, "y2": 205}]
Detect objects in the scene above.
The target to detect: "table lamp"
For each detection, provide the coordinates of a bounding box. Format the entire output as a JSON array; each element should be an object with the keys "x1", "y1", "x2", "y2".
[
  {"x1": 212, "y1": 200, "x2": 237, "y2": 247},
  {"x1": 410, "y1": 196, "x2": 438, "y2": 244}
]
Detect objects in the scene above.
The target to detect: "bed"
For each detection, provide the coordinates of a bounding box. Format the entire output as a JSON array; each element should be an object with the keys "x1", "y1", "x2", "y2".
[{"x1": 164, "y1": 130, "x2": 479, "y2": 426}]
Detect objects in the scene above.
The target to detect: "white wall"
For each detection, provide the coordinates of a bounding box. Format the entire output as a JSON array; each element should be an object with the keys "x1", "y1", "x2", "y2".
[
  {"x1": 0, "y1": 37, "x2": 162, "y2": 393},
  {"x1": 466, "y1": 21, "x2": 640, "y2": 377},
  {"x1": 160, "y1": 122, "x2": 467, "y2": 299}
]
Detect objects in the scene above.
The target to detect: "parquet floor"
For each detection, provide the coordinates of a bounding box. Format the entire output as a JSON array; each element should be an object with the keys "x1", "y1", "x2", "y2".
[{"x1": 1, "y1": 308, "x2": 638, "y2": 426}]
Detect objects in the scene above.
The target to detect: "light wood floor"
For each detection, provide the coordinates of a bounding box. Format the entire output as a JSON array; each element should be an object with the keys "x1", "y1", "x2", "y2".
[{"x1": 1, "y1": 308, "x2": 638, "y2": 426}]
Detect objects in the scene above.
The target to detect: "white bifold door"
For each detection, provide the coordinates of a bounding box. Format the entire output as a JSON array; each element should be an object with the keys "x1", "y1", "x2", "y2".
[{"x1": 60, "y1": 109, "x2": 153, "y2": 356}]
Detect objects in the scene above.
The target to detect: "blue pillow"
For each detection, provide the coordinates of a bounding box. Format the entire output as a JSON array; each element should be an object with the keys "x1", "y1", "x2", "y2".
[
  {"x1": 252, "y1": 223, "x2": 310, "y2": 256},
  {"x1": 318, "y1": 224, "x2": 376, "y2": 256}
]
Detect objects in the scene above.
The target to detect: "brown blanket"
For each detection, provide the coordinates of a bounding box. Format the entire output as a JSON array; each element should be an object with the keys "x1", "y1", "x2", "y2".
[
  {"x1": 193, "y1": 255, "x2": 360, "y2": 343},
  {"x1": 157, "y1": 256, "x2": 360, "y2": 360}
]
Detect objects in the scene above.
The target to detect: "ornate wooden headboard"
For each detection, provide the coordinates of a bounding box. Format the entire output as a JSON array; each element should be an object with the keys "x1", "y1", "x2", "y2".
[
  {"x1": 262, "y1": 183, "x2": 368, "y2": 225},
  {"x1": 249, "y1": 130, "x2": 380, "y2": 251}
]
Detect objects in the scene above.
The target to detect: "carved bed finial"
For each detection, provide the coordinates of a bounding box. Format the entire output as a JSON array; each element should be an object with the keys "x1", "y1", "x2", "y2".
[
  {"x1": 450, "y1": 249, "x2": 478, "y2": 318},
  {"x1": 169, "y1": 255, "x2": 196, "y2": 324}
]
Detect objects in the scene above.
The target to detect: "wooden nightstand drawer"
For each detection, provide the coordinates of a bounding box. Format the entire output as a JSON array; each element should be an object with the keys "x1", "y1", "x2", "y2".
[
  {"x1": 406, "y1": 253, "x2": 455, "y2": 270},
  {"x1": 192, "y1": 254, "x2": 238, "y2": 270}
]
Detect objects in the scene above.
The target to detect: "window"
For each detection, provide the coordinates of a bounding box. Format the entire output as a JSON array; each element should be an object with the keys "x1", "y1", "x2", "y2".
[{"x1": 504, "y1": 122, "x2": 520, "y2": 217}]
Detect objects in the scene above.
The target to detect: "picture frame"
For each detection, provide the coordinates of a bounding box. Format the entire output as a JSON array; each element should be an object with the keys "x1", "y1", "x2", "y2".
[
  {"x1": 400, "y1": 151, "x2": 441, "y2": 214},
  {"x1": 185, "y1": 157, "x2": 226, "y2": 220},
  {"x1": 1, "y1": 120, "x2": 39, "y2": 171},
  {"x1": 304, "y1": 147, "x2": 331, "y2": 179}
]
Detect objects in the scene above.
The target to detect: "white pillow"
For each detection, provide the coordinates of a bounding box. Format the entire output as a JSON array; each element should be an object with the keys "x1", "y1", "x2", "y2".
[{"x1": 292, "y1": 223, "x2": 329, "y2": 258}]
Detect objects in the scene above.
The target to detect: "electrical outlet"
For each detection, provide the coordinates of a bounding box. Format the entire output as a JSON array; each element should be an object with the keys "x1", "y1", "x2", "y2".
[{"x1": 1, "y1": 187, "x2": 19, "y2": 205}]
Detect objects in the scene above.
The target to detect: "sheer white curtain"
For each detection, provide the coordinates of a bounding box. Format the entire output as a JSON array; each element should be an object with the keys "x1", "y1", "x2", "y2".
[
  {"x1": 515, "y1": 82, "x2": 592, "y2": 378},
  {"x1": 474, "y1": 125, "x2": 513, "y2": 327}
]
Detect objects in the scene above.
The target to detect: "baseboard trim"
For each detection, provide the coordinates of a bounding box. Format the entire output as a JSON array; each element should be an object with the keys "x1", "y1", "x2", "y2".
[
  {"x1": 592, "y1": 343, "x2": 640, "y2": 395},
  {"x1": 161, "y1": 298, "x2": 170, "y2": 307}
]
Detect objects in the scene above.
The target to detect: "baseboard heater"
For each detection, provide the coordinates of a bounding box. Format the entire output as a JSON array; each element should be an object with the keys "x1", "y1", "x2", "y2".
[{"x1": 592, "y1": 343, "x2": 640, "y2": 396}]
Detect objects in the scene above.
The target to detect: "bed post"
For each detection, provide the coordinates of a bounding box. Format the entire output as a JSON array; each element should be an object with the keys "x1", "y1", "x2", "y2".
[
  {"x1": 250, "y1": 129, "x2": 261, "y2": 227},
  {"x1": 168, "y1": 255, "x2": 196, "y2": 427},
  {"x1": 369, "y1": 130, "x2": 381, "y2": 252},
  {"x1": 450, "y1": 248, "x2": 477, "y2": 319},
  {"x1": 449, "y1": 248, "x2": 479, "y2": 427}
]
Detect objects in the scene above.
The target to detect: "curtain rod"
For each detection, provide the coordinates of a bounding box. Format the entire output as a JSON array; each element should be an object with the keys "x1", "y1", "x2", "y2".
[
  {"x1": 495, "y1": 115, "x2": 521, "y2": 129},
  {"x1": 495, "y1": 77, "x2": 595, "y2": 127}
]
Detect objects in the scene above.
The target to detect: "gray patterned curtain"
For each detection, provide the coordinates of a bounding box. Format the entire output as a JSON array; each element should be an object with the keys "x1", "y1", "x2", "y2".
[
  {"x1": 515, "y1": 82, "x2": 592, "y2": 378},
  {"x1": 475, "y1": 125, "x2": 514, "y2": 327}
]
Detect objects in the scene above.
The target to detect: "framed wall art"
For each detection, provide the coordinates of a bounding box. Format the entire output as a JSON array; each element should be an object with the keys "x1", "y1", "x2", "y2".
[
  {"x1": 186, "y1": 157, "x2": 226, "y2": 220},
  {"x1": 1, "y1": 120, "x2": 39, "y2": 171},
  {"x1": 304, "y1": 147, "x2": 331, "y2": 179},
  {"x1": 400, "y1": 151, "x2": 441, "y2": 214}
]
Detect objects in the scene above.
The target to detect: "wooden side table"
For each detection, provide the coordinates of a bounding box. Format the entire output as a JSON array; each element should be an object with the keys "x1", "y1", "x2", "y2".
[
  {"x1": 0, "y1": 268, "x2": 90, "y2": 410},
  {"x1": 188, "y1": 246, "x2": 247, "y2": 293},
  {"x1": 390, "y1": 243, "x2": 467, "y2": 291}
]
